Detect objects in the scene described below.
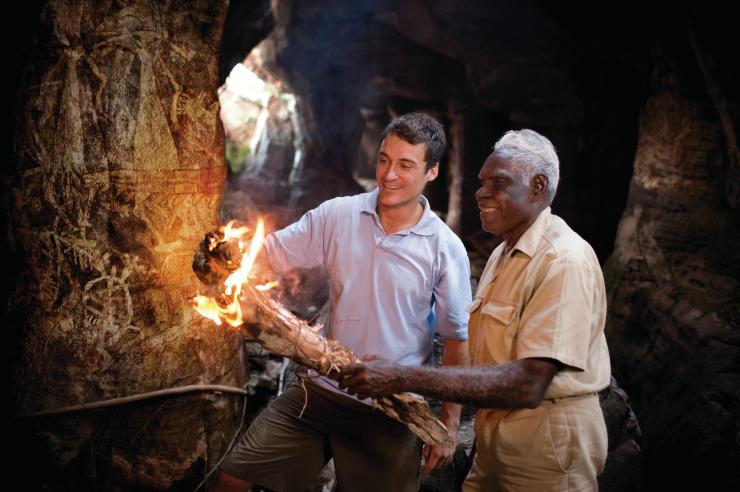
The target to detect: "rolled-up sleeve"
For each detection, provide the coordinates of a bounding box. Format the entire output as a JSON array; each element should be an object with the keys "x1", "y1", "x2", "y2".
[
  {"x1": 264, "y1": 203, "x2": 329, "y2": 273},
  {"x1": 516, "y1": 256, "x2": 594, "y2": 371},
  {"x1": 432, "y1": 239, "x2": 471, "y2": 340}
]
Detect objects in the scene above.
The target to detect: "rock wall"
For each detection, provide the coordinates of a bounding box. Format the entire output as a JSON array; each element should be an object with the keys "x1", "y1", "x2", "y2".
[
  {"x1": 255, "y1": 0, "x2": 642, "y2": 261},
  {"x1": 604, "y1": 16, "x2": 740, "y2": 489},
  {"x1": 4, "y1": 1, "x2": 242, "y2": 489}
]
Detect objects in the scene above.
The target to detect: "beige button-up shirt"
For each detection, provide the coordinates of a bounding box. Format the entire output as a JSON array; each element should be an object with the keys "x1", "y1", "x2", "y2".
[{"x1": 468, "y1": 207, "x2": 611, "y2": 400}]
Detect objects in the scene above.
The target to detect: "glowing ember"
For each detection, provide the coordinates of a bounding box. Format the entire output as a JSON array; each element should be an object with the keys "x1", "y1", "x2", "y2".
[{"x1": 192, "y1": 218, "x2": 270, "y2": 327}]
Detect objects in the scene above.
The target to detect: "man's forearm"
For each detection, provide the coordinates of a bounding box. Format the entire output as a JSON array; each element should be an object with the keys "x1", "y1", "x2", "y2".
[
  {"x1": 398, "y1": 359, "x2": 557, "y2": 409},
  {"x1": 439, "y1": 339, "x2": 469, "y2": 430}
]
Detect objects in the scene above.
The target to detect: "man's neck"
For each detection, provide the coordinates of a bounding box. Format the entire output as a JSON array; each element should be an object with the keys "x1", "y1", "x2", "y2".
[
  {"x1": 377, "y1": 200, "x2": 424, "y2": 235},
  {"x1": 501, "y1": 205, "x2": 547, "y2": 254}
]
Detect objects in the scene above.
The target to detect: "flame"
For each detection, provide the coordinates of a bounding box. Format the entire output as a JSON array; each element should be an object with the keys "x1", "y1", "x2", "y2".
[
  {"x1": 223, "y1": 220, "x2": 250, "y2": 241},
  {"x1": 192, "y1": 295, "x2": 225, "y2": 326},
  {"x1": 256, "y1": 280, "x2": 279, "y2": 291},
  {"x1": 193, "y1": 218, "x2": 271, "y2": 327}
]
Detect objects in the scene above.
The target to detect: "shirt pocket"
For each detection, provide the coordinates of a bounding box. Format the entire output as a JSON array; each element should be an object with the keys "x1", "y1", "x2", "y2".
[
  {"x1": 480, "y1": 299, "x2": 518, "y2": 325},
  {"x1": 480, "y1": 299, "x2": 520, "y2": 351}
]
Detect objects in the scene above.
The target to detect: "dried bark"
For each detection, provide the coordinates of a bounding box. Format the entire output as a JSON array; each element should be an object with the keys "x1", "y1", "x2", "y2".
[
  {"x1": 242, "y1": 282, "x2": 451, "y2": 446},
  {"x1": 195, "y1": 234, "x2": 452, "y2": 446}
]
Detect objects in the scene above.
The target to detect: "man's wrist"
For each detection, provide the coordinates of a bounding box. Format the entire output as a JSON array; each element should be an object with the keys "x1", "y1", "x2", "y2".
[
  {"x1": 442, "y1": 415, "x2": 461, "y2": 434},
  {"x1": 441, "y1": 402, "x2": 462, "y2": 432}
]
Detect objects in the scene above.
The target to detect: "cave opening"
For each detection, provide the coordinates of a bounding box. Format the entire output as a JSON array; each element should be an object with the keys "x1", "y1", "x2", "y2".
[{"x1": 218, "y1": 55, "x2": 303, "y2": 226}]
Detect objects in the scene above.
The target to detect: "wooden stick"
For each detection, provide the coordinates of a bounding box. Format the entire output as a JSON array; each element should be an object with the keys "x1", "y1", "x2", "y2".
[{"x1": 238, "y1": 283, "x2": 451, "y2": 446}]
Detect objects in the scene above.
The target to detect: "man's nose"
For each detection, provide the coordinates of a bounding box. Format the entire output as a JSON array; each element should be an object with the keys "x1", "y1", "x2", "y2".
[
  {"x1": 475, "y1": 186, "x2": 486, "y2": 201},
  {"x1": 382, "y1": 163, "x2": 399, "y2": 180}
]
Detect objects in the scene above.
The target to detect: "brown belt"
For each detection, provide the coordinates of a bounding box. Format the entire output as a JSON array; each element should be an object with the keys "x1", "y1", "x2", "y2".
[{"x1": 541, "y1": 392, "x2": 598, "y2": 406}]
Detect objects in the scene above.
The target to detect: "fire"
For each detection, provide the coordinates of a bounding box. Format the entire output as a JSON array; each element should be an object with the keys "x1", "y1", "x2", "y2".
[
  {"x1": 192, "y1": 218, "x2": 271, "y2": 327},
  {"x1": 255, "y1": 280, "x2": 279, "y2": 291}
]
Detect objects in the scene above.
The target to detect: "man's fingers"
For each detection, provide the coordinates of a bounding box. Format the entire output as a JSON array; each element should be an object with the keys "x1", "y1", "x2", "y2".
[
  {"x1": 422, "y1": 454, "x2": 437, "y2": 476},
  {"x1": 338, "y1": 362, "x2": 363, "y2": 376},
  {"x1": 338, "y1": 375, "x2": 370, "y2": 398},
  {"x1": 339, "y1": 374, "x2": 361, "y2": 390},
  {"x1": 422, "y1": 445, "x2": 439, "y2": 476},
  {"x1": 422, "y1": 444, "x2": 455, "y2": 476},
  {"x1": 423, "y1": 443, "x2": 432, "y2": 461},
  {"x1": 338, "y1": 363, "x2": 365, "y2": 390}
]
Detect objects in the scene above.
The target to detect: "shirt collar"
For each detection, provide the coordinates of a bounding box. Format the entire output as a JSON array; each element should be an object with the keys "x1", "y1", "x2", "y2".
[
  {"x1": 359, "y1": 188, "x2": 380, "y2": 215},
  {"x1": 511, "y1": 206, "x2": 552, "y2": 257},
  {"x1": 360, "y1": 188, "x2": 437, "y2": 237}
]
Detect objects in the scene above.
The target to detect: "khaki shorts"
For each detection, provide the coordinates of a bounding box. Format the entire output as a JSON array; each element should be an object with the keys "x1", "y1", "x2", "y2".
[
  {"x1": 464, "y1": 393, "x2": 607, "y2": 492},
  {"x1": 220, "y1": 379, "x2": 422, "y2": 492}
]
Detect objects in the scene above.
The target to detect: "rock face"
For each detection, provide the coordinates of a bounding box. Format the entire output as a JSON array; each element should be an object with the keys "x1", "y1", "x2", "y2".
[
  {"x1": 4, "y1": 1, "x2": 243, "y2": 489},
  {"x1": 604, "y1": 19, "x2": 740, "y2": 490},
  {"x1": 597, "y1": 378, "x2": 645, "y2": 491}
]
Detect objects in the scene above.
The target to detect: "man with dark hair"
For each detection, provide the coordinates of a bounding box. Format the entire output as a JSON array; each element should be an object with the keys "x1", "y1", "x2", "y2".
[
  {"x1": 380, "y1": 112, "x2": 447, "y2": 172},
  {"x1": 341, "y1": 129, "x2": 611, "y2": 491},
  {"x1": 212, "y1": 112, "x2": 471, "y2": 492}
]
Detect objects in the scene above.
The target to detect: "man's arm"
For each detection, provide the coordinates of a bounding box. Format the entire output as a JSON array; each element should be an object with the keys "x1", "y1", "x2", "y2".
[
  {"x1": 421, "y1": 338, "x2": 469, "y2": 475},
  {"x1": 339, "y1": 357, "x2": 560, "y2": 409},
  {"x1": 438, "y1": 338, "x2": 469, "y2": 428},
  {"x1": 263, "y1": 200, "x2": 333, "y2": 273},
  {"x1": 421, "y1": 233, "x2": 472, "y2": 474}
]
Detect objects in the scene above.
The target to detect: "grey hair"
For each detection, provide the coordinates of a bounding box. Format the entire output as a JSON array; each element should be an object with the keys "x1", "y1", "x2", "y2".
[{"x1": 493, "y1": 129, "x2": 559, "y2": 203}]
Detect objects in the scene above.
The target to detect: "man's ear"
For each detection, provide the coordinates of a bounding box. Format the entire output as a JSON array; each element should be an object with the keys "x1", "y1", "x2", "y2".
[
  {"x1": 531, "y1": 174, "x2": 548, "y2": 201},
  {"x1": 426, "y1": 163, "x2": 440, "y2": 181}
]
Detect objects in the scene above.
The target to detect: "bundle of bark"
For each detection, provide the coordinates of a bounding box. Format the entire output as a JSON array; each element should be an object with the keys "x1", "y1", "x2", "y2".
[{"x1": 192, "y1": 229, "x2": 451, "y2": 446}]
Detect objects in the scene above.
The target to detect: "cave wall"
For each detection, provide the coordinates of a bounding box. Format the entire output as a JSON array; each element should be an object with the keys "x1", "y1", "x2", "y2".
[
  {"x1": 604, "y1": 9, "x2": 740, "y2": 489},
  {"x1": 3, "y1": 1, "x2": 243, "y2": 489},
  {"x1": 255, "y1": 0, "x2": 644, "y2": 260}
]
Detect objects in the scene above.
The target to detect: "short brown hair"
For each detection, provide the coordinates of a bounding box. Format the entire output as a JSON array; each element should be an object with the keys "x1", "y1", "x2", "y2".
[{"x1": 381, "y1": 112, "x2": 446, "y2": 171}]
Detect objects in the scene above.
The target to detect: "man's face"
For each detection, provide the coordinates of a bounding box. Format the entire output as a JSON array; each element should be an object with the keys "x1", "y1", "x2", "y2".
[
  {"x1": 475, "y1": 153, "x2": 539, "y2": 241},
  {"x1": 376, "y1": 133, "x2": 438, "y2": 211}
]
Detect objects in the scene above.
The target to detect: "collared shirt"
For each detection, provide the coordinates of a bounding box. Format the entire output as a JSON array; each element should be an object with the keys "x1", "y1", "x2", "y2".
[
  {"x1": 264, "y1": 189, "x2": 470, "y2": 386},
  {"x1": 468, "y1": 207, "x2": 611, "y2": 400}
]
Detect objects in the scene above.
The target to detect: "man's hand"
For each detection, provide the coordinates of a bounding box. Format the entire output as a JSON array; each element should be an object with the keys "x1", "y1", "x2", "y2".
[
  {"x1": 422, "y1": 425, "x2": 457, "y2": 476},
  {"x1": 420, "y1": 338, "x2": 465, "y2": 475},
  {"x1": 340, "y1": 356, "x2": 460, "y2": 475},
  {"x1": 338, "y1": 357, "x2": 406, "y2": 399}
]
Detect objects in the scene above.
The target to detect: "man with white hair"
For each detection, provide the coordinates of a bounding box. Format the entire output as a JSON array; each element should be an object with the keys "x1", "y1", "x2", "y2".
[{"x1": 340, "y1": 129, "x2": 611, "y2": 491}]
